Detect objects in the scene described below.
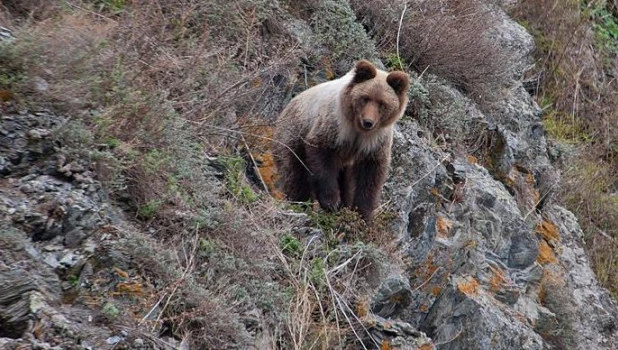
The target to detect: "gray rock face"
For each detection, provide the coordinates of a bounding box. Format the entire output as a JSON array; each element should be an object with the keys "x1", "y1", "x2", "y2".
[
  {"x1": 371, "y1": 8, "x2": 618, "y2": 348},
  {"x1": 2, "y1": 1, "x2": 617, "y2": 349},
  {"x1": 379, "y1": 114, "x2": 618, "y2": 348},
  {"x1": 0, "y1": 111, "x2": 122, "y2": 349}
]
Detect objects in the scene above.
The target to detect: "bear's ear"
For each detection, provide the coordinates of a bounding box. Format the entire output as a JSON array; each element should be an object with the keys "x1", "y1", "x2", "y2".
[
  {"x1": 351, "y1": 60, "x2": 377, "y2": 84},
  {"x1": 386, "y1": 71, "x2": 410, "y2": 96}
]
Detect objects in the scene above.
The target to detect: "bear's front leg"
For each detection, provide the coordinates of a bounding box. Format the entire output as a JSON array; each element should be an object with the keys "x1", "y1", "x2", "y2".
[
  {"x1": 353, "y1": 154, "x2": 388, "y2": 222},
  {"x1": 305, "y1": 144, "x2": 342, "y2": 212}
]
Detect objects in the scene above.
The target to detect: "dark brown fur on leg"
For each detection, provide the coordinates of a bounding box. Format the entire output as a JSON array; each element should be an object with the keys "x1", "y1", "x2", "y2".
[
  {"x1": 274, "y1": 144, "x2": 311, "y2": 202},
  {"x1": 352, "y1": 155, "x2": 388, "y2": 222},
  {"x1": 341, "y1": 166, "x2": 356, "y2": 208},
  {"x1": 305, "y1": 144, "x2": 343, "y2": 212}
]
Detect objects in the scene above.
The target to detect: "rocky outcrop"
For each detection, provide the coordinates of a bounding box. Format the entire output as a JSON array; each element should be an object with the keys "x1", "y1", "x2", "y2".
[
  {"x1": 1, "y1": 1, "x2": 617, "y2": 349},
  {"x1": 368, "y1": 5, "x2": 618, "y2": 348}
]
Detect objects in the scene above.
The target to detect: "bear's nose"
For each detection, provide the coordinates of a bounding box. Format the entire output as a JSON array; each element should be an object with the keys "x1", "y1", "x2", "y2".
[{"x1": 362, "y1": 119, "x2": 375, "y2": 130}]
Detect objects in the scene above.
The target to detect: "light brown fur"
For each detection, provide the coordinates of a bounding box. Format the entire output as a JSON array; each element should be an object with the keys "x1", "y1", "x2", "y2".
[{"x1": 273, "y1": 60, "x2": 410, "y2": 221}]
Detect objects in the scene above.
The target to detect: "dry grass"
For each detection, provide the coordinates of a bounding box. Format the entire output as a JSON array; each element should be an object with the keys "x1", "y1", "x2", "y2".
[
  {"x1": 511, "y1": 0, "x2": 618, "y2": 297},
  {"x1": 350, "y1": 0, "x2": 515, "y2": 103},
  {"x1": 0, "y1": 1, "x2": 398, "y2": 347}
]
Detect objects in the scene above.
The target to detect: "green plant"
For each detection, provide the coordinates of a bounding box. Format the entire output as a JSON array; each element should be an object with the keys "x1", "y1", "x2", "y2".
[
  {"x1": 309, "y1": 257, "x2": 325, "y2": 289},
  {"x1": 588, "y1": 3, "x2": 618, "y2": 54},
  {"x1": 220, "y1": 156, "x2": 259, "y2": 204},
  {"x1": 101, "y1": 302, "x2": 120, "y2": 318},
  {"x1": 199, "y1": 238, "x2": 218, "y2": 258},
  {"x1": 384, "y1": 53, "x2": 406, "y2": 71},
  {"x1": 137, "y1": 199, "x2": 162, "y2": 219},
  {"x1": 94, "y1": 0, "x2": 126, "y2": 14},
  {"x1": 279, "y1": 233, "x2": 302, "y2": 257},
  {"x1": 67, "y1": 274, "x2": 79, "y2": 287}
]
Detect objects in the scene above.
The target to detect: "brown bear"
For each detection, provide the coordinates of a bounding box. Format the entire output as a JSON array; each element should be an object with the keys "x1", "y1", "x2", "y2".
[{"x1": 272, "y1": 59, "x2": 410, "y2": 221}]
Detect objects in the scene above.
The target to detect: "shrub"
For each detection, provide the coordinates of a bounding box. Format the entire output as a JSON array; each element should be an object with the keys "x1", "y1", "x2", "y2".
[{"x1": 350, "y1": 0, "x2": 515, "y2": 103}]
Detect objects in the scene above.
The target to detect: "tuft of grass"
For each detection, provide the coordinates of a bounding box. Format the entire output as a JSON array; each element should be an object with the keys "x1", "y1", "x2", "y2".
[
  {"x1": 220, "y1": 156, "x2": 259, "y2": 204},
  {"x1": 280, "y1": 232, "x2": 302, "y2": 257},
  {"x1": 350, "y1": 0, "x2": 516, "y2": 106},
  {"x1": 136, "y1": 200, "x2": 162, "y2": 220}
]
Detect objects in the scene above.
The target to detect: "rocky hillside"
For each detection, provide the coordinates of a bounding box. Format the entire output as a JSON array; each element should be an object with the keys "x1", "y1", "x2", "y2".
[{"x1": 1, "y1": 1, "x2": 617, "y2": 349}]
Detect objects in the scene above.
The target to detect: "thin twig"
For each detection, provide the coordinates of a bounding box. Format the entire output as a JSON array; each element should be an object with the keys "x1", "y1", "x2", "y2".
[
  {"x1": 241, "y1": 134, "x2": 269, "y2": 192},
  {"x1": 523, "y1": 181, "x2": 558, "y2": 220},
  {"x1": 434, "y1": 324, "x2": 464, "y2": 346},
  {"x1": 152, "y1": 227, "x2": 200, "y2": 331},
  {"x1": 140, "y1": 293, "x2": 165, "y2": 324},
  {"x1": 410, "y1": 155, "x2": 451, "y2": 189},
  {"x1": 412, "y1": 266, "x2": 443, "y2": 293},
  {"x1": 396, "y1": 2, "x2": 408, "y2": 71}
]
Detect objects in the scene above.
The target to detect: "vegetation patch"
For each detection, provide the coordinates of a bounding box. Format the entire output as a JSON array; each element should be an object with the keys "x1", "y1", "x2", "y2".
[{"x1": 512, "y1": 0, "x2": 618, "y2": 298}]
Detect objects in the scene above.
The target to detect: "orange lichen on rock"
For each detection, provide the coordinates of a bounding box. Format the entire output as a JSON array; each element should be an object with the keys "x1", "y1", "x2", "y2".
[
  {"x1": 239, "y1": 124, "x2": 275, "y2": 150},
  {"x1": 419, "y1": 303, "x2": 429, "y2": 312},
  {"x1": 436, "y1": 215, "x2": 452, "y2": 238},
  {"x1": 431, "y1": 286, "x2": 442, "y2": 296},
  {"x1": 457, "y1": 277, "x2": 480, "y2": 296},
  {"x1": 538, "y1": 283, "x2": 547, "y2": 305},
  {"x1": 356, "y1": 298, "x2": 369, "y2": 318},
  {"x1": 381, "y1": 340, "x2": 391, "y2": 350},
  {"x1": 418, "y1": 255, "x2": 438, "y2": 281},
  {"x1": 489, "y1": 266, "x2": 506, "y2": 292},
  {"x1": 113, "y1": 266, "x2": 129, "y2": 279},
  {"x1": 254, "y1": 152, "x2": 283, "y2": 199},
  {"x1": 466, "y1": 155, "x2": 478, "y2": 164},
  {"x1": 419, "y1": 344, "x2": 434, "y2": 350},
  {"x1": 113, "y1": 281, "x2": 143, "y2": 296},
  {"x1": 526, "y1": 172, "x2": 536, "y2": 185},
  {"x1": 537, "y1": 240, "x2": 558, "y2": 265},
  {"x1": 0, "y1": 89, "x2": 14, "y2": 102},
  {"x1": 536, "y1": 219, "x2": 560, "y2": 242}
]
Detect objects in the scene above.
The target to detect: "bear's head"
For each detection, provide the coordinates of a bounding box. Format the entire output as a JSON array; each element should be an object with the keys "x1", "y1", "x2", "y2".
[{"x1": 342, "y1": 60, "x2": 410, "y2": 133}]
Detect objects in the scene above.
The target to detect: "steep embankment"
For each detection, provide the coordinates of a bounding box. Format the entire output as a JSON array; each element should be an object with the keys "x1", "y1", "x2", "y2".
[{"x1": 1, "y1": 1, "x2": 617, "y2": 349}]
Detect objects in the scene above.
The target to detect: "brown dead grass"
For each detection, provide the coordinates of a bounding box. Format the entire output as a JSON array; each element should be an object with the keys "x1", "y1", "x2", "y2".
[{"x1": 350, "y1": 0, "x2": 515, "y2": 103}]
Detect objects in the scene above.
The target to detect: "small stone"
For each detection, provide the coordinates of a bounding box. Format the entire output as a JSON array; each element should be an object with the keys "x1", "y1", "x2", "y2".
[
  {"x1": 133, "y1": 338, "x2": 144, "y2": 347},
  {"x1": 64, "y1": 228, "x2": 87, "y2": 248},
  {"x1": 372, "y1": 276, "x2": 413, "y2": 318},
  {"x1": 43, "y1": 254, "x2": 61, "y2": 269},
  {"x1": 33, "y1": 76, "x2": 49, "y2": 92},
  {"x1": 106, "y1": 336, "x2": 123, "y2": 345},
  {"x1": 20, "y1": 184, "x2": 35, "y2": 194},
  {"x1": 83, "y1": 240, "x2": 97, "y2": 254},
  {"x1": 29, "y1": 292, "x2": 46, "y2": 313},
  {"x1": 25, "y1": 245, "x2": 40, "y2": 259},
  {"x1": 60, "y1": 252, "x2": 80, "y2": 267},
  {"x1": 27, "y1": 129, "x2": 42, "y2": 139},
  {"x1": 43, "y1": 244, "x2": 63, "y2": 252}
]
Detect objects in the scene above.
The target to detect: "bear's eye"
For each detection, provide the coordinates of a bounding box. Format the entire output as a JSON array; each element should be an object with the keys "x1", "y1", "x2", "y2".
[{"x1": 360, "y1": 96, "x2": 370, "y2": 105}]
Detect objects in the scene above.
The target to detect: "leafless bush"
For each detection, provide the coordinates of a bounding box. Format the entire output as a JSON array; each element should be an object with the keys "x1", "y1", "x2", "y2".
[{"x1": 350, "y1": 0, "x2": 515, "y2": 101}]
